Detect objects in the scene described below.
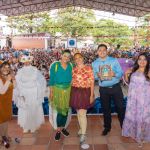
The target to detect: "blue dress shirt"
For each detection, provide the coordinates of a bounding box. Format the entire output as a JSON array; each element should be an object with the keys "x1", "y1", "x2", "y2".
[{"x1": 92, "y1": 56, "x2": 123, "y2": 87}]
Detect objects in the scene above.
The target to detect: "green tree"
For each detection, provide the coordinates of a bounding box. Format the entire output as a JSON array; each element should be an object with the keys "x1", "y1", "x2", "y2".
[
  {"x1": 55, "y1": 7, "x2": 96, "y2": 36},
  {"x1": 92, "y1": 19, "x2": 133, "y2": 48},
  {"x1": 7, "y1": 12, "x2": 56, "y2": 34},
  {"x1": 135, "y1": 27, "x2": 148, "y2": 46},
  {"x1": 135, "y1": 15, "x2": 150, "y2": 46}
]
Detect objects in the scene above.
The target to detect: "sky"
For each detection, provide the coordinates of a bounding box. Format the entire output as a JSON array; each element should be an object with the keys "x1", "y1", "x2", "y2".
[{"x1": 94, "y1": 10, "x2": 137, "y2": 27}]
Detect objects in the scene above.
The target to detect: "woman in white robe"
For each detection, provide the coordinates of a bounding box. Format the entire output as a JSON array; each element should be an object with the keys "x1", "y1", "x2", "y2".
[{"x1": 14, "y1": 55, "x2": 46, "y2": 133}]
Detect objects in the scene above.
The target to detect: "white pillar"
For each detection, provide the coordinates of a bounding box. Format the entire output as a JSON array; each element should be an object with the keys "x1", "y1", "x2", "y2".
[{"x1": 44, "y1": 38, "x2": 48, "y2": 49}]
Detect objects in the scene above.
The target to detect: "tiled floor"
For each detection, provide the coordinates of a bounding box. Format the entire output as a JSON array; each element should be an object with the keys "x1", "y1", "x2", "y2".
[{"x1": 1, "y1": 116, "x2": 149, "y2": 150}]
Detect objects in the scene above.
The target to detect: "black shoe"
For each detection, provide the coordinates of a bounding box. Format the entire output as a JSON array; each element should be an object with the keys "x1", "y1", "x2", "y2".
[
  {"x1": 61, "y1": 128, "x2": 69, "y2": 137},
  {"x1": 2, "y1": 136, "x2": 10, "y2": 148},
  {"x1": 55, "y1": 132, "x2": 61, "y2": 141},
  {"x1": 102, "y1": 128, "x2": 110, "y2": 136}
]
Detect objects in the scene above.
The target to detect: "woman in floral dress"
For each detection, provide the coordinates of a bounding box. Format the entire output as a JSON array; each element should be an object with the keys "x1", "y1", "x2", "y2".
[
  {"x1": 70, "y1": 53, "x2": 94, "y2": 145},
  {"x1": 122, "y1": 53, "x2": 150, "y2": 147}
]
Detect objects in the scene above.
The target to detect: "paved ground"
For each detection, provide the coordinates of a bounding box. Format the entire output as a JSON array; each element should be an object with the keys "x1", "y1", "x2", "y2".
[{"x1": 0, "y1": 116, "x2": 149, "y2": 150}]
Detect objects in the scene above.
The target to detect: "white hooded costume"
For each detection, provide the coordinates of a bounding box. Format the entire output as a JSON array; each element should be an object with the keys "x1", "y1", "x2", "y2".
[{"x1": 14, "y1": 65, "x2": 46, "y2": 132}]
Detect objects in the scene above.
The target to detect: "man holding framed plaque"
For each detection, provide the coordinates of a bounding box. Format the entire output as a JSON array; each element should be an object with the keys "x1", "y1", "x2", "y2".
[{"x1": 92, "y1": 44, "x2": 125, "y2": 136}]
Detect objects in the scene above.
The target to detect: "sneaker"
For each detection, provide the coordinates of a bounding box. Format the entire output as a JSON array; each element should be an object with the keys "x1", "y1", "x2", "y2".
[
  {"x1": 61, "y1": 128, "x2": 69, "y2": 137},
  {"x1": 138, "y1": 141, "x2": 144, "y2": 148},
  {"x1": 138, "y1": 143, "x2": 143, "y2": 148},
  {"x1": 80, "y1": 134, "x2": 86, "y2": 144},
  {"x1": 15, "y1": 138, "x2": 20, "y2": 143},
  {"x1": 81, "y1": 143, "x2": 90, "y2": 149},
  {"x1": 102, "y1": 128, "x2": 110, "y2": 136},
  {"x1": 55, "y1": 131, "x2": 61, "y2": 141},
  {"x1": 2, "y1": 136, "x2": 10, "y2": 149}
]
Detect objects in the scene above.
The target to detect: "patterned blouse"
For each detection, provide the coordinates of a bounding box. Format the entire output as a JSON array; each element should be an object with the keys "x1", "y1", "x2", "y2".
[{"x1": 72, "y1": 65, "x2": 94, "y2": 88}]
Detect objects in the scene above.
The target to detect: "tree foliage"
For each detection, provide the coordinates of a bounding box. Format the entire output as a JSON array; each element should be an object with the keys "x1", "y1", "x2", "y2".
[
  {"x1": 55, "y1": 7, "x2": 96, "y2": 36},
  {"x1": 6, "y1": 7, "x2": 134, "y2": 47},
  {"x1": 135, "y1": 14, "x2": 150, "y2": 46},
  {"x1": 7, "y1": 12, "x2": 55, "y2": 34},
  {"x1": 93, "y1": 19, "x2": 133, "y2": 47}
]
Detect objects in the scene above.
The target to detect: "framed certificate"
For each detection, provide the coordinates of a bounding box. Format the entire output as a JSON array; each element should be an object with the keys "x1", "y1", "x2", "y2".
[{"x1": 99, "y1": 64, "x2": 112, "y2": 81}]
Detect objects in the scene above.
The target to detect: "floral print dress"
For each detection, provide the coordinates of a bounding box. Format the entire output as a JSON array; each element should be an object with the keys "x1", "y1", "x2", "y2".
[{"x1": 122, "y1": 71, "x2": 150, "y2": 142}]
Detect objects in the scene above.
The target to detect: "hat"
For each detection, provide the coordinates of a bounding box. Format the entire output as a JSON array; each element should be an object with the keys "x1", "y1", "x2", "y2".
[{"x1": 20, "y1": 55, "x2": 33, "y2": 63}]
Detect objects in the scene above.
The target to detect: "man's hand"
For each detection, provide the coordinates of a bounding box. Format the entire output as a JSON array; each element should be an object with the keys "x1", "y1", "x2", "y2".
[
  {"x1": 7, "y1": 74, "x2": 12, "y2": 81},
  {"x1": 97, "y1": 72, "x2": 101, "y2": 78},
  {"x1": 109, "y1": 71, "x2": 115, "y2": 78}
]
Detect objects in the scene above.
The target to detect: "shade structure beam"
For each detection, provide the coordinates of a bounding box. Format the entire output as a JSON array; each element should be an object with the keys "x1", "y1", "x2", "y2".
[{"x1": 0, "y1": 0, "x2": 149, "y2": 17}]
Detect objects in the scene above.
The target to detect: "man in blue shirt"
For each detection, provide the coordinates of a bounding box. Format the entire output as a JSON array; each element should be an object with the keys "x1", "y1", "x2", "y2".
[{"x1": 92, "y1": 44, "x2": 125, "y2": 136}]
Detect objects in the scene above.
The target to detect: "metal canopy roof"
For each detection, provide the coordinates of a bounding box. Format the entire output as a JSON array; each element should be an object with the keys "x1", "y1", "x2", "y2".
[{"x1": 0, "y1": 0, "x2": 150, "y2": 17}]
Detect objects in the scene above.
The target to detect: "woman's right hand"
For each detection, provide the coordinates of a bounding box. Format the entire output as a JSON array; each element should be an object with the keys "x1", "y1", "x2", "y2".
[
  {"x1": 49, "y1": 88, "x2": 53, "y2": 101},
  {"x1": 7, "y1": 74, "x2": 12, "y2": 81},
  {"x1": 124, "y1": 68, "x2": 132, "y2": 83},
  {"x1": 125, "y1": 68, "x2": 132, "y2": 75},
  {"x1": 90, "y1": 95, "x2": 95, "y2": 104}
]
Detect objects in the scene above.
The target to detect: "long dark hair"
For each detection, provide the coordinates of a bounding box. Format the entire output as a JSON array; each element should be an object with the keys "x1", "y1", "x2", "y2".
[{"x1": 129, "y1": 53, "x2": 150, "y2": 81}]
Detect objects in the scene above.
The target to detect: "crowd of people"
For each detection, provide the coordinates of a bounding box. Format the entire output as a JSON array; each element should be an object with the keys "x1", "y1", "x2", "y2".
[
  {"x1": 0, "y1": 45, "x2": 150, "y2": 149},
  {"x1": 0, "y1": 46, "x2": 150, "y2": 81}
]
